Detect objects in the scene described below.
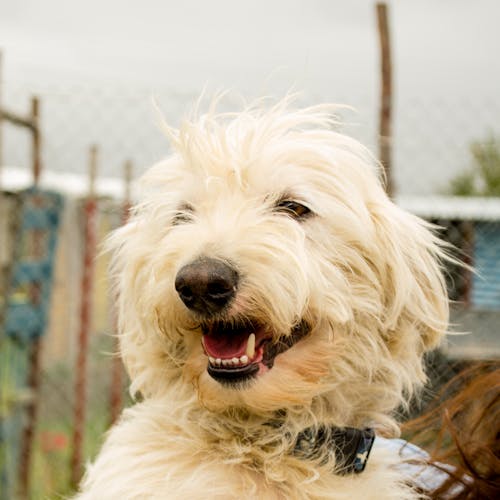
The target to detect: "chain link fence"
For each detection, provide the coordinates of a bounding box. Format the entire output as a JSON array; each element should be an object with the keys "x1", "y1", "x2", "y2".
[
  {"x1": 1, "y1": 83, "x2": 499, "y2": 498},
  {"x1": 3, "y1": 83, "x2": 499, "y2": 194}
]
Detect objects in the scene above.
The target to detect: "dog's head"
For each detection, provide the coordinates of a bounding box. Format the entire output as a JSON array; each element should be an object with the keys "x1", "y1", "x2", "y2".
[{"x1": 109, "y1": 98, "x2": 449, "y2": 430}]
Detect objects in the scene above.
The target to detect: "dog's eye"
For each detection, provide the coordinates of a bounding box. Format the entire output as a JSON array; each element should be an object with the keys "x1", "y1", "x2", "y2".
[
  {"x1": 275, "y1": 200, "x2": 311, "y2": 220},
  {"x1": 172, "y1": 203, "x2": 194, "y2": 225}
]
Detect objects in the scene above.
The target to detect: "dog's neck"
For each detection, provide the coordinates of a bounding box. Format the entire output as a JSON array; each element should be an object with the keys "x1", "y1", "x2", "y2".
[
  {"x1": 293, "y1": 426, "x2": 375, "y2": 475},
  {"x1": 197, "y1": 408, "x2": 375, "y2": 474}
]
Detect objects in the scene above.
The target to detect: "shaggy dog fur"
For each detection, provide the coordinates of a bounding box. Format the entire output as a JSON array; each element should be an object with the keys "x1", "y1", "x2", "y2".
[{"x1": 75, "y1": 98, "x2": 449, "y2": 499}]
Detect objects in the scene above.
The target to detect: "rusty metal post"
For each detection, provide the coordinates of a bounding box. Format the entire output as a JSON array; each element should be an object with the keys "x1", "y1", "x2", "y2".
[
  {"x1": 71, "y1": 145, "x2": 98, "y2": 488},
  {"x1": 17, "y1": 95, "x2": 43, "y2": 499},
  {"x1": 376, "y1": 3, "x2": 394, "y2": 197},
  {"x1": 17, "y1": 338, "x2": 41, "y2": 498},
  {"x1": 31, "y1": 98, "x2": 41, "y2": 187}
]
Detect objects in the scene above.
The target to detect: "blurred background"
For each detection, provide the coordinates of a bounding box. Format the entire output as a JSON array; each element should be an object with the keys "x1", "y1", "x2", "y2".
[{"x1": 0, "y1": 0, "x2": 499, "y2": 498}]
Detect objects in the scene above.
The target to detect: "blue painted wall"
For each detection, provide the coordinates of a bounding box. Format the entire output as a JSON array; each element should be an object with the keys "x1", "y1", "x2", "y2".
[{"x1": 472, "y1": 222, "x2": 500, "y2": 309}]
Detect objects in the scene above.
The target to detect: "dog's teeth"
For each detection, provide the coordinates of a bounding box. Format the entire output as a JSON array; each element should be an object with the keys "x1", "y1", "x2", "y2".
[
  {"x1": 231, "y1": 357, "x2": 239, "y2": 366},
  {"x1": 222, "y1": 359, "x2": 230, "y2": 367},
  {"x1": 246, "y1": 333, "x2": 256, "y2": 359},
  {"x1": 240, "y1": 355, "x2": 249, "y2": 365},
  {"x1": 208, "y1": 356, "x2": 215, "y2": 364},
  {"x1": 215, "y1": 358, "x2": 222, "y2": 366}
]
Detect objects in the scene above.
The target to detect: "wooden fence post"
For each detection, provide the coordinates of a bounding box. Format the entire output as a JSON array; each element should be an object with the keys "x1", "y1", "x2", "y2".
[{"x1": 376, "y1": 3, "x2": 394, "y2": 197}]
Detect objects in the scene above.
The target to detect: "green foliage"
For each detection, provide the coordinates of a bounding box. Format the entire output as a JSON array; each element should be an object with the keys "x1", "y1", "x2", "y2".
[
  {"x1": 472, "y1": 135, "x2": 500, "y2": 196},
  {"x1": 449, "y1": 171, "x2": 476, "y2": 197},
  {"x1": 1, "y1": 334, "x2": 129, "y2": 499},
  {"x1": 450, "y1": 134, "x2": 500, "y2": 196}
]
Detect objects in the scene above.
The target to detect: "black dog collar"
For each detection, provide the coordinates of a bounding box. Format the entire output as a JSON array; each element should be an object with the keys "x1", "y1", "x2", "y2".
[{"x1": 294, "y1": 426, "x2": 375, "y2": 475}]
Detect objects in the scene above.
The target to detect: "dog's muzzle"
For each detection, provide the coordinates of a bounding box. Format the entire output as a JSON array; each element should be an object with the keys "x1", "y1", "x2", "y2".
[
  {"x1": 175, "y1": 257, "x2": 238, "y2": 315},
  {"x1": 175, "y1": 257, "x2": 310, "y2": 386}
]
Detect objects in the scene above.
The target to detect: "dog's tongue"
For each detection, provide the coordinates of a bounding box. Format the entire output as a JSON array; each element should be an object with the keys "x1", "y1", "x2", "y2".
[{"x1": 203, "y1": 329, "x2": 248, "y2": 358}]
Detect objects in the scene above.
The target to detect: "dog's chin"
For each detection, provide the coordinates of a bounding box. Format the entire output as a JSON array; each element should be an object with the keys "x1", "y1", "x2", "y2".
[{"x1": 200, "y1": 318, "x2": 310, "y2": 388}]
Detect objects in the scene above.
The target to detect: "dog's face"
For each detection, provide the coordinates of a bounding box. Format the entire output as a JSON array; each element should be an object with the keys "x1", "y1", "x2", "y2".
[{"x1": 110, "y1": 101, "x2": 449, "y2": 427}]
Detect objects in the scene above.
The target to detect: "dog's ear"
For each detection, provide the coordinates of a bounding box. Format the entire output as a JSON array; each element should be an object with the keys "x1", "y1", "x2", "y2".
[{"x1": 369, "y1": 199, "x2": 449, "y2": 356}]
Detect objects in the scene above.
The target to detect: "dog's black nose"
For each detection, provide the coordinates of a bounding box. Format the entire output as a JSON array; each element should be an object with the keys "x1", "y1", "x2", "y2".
[{"x1": 175, "y1": 257, "x2": 238, "y2": 314}]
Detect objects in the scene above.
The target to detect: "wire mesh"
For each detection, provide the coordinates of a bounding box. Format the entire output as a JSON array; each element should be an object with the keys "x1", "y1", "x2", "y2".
[{"x1": 1, "y1": 83, "x2": 499, "y2": 498}]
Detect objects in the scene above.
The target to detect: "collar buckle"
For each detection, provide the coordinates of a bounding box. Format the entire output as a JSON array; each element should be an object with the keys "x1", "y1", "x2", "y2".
[{"x1": 294, "y1": 426, "x2": 375, "y2": 475}]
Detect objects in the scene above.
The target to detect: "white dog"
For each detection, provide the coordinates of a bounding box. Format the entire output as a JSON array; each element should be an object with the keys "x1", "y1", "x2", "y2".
[{"x1": 75, "y1": 97, "x2": 449, "y2": 499}]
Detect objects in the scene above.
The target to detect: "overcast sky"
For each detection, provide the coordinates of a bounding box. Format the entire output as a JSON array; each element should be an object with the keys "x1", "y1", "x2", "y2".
[
  {"x1": 1, "y1": 0, "x2": 499, "y2": 194},
  {"x1": 2, "y1": 0, "x2": 499, "y2": 96}
]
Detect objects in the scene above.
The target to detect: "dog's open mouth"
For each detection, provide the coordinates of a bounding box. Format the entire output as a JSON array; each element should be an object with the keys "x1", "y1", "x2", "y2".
[{"x1": 201, "y1": 319, "x2": 310, "y2": 385}]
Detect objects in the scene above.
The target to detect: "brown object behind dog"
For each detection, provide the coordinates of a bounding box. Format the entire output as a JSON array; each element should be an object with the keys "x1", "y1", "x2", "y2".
[{"x1": 404, "y1": 362, "x2": 500, "y2": 499}]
